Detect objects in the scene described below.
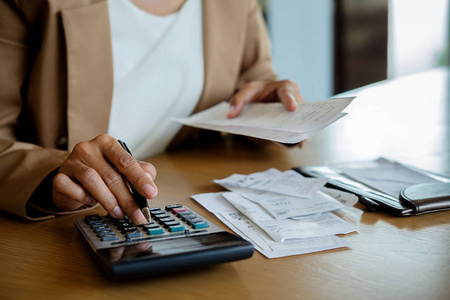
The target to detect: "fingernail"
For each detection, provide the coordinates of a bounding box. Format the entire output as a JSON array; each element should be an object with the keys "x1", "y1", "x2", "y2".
[
  {"x1": 133, "y1": 209, "x2": 147, "y2": 225},
  {"x1": 84, "y1": 195, "x2": 96, "y2": 206},
  {"x1": 228, "y1": 105, "x2": 237, "y2": 118},
  {"x1": 288, "y1": 93, "x2": 298, "y2": 111},
  {"x1": 113, "y1": 206, "x2": 125, "y2": 219},
  {"x1": 143, "y1": 183, "x2": 157, "y2": 198}
]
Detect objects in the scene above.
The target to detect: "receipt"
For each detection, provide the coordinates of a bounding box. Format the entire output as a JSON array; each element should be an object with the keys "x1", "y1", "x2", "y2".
[
  {"x1": 219, "y1": 211, "x2": 350, "y2": 253},
  {"x1": 191, "y1": 192, "x2": 351, "y2": 258},
  {"x1": 223, "y1": 186, "x2": 344, "y2": 220},
  {"x1": 215, "y1": 168, "x2": 339, "y2": 219},
  {"x1": 214, "y1": 168, "x2": 327, "y2": 198},
  {"x1": 321, "y1": 186, "x2": 359, "y2": 207},
  {"x1": 222, "y1": 192, "x2": 357, "y2": 242}
]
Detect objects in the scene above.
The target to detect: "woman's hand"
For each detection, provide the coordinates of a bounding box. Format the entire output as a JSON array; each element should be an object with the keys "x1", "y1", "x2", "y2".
[
  {"x1": 52, "y1": 134, "x2": 158, "y2": 224},
  {"x1": 227, "y1": 80, "x2": 305, "y2": 118}
]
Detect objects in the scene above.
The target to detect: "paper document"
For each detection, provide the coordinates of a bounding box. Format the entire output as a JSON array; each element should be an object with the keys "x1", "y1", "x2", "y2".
[
  {"x1": 191, "y1": 192, "x2": 351, "y2": 258},
  {"x1": 222, "y1": 192, "x2": 357, "y2": 242},
  {"x1": 191, "y1": 168, "x2": 358, "y2": 258},
  {"x1": 174, "y1": 97, "x2": 355, "y2": 143},
  {"x1": 214, "y1": 168, "x2": 327, "y2": 198},
  {"x1": 215, "y1": 169, "x2": 341, "y2": 219},
  {"x1": 321, "y1": 186, "x2": 359, "y2": 207}
]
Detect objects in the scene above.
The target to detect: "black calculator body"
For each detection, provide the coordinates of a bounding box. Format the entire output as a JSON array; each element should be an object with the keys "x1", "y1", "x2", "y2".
[{"x1": 75, "y1": 204, "x2": 254, "y2": 280}]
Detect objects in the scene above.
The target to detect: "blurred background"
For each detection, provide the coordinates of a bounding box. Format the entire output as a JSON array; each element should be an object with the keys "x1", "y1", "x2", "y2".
[{"x1": 258, "y1": 0, "x2": 449, "y2": 101}]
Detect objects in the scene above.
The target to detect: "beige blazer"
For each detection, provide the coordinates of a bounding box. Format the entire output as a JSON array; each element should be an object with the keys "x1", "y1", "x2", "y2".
[{"x1": 0, "y1": 0, "x2": 276, "y2": 220}]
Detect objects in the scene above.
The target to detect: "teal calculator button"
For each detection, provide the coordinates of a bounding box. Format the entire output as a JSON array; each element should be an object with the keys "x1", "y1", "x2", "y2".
[
  {"x1": 148, "y1": 228, "x2": 164, "y2": 235},
  {"x1": 168, "y1": 225, "x2": 185, "y2": 232},
  {"x1": 192, "y1": 222, "x2": 209, "y2": 229}
]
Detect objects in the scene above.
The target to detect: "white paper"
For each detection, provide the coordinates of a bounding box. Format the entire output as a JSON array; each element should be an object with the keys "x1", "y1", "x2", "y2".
[
  {"x1": 223, "y1": 186, "x2": 344, "y2": 220},
  {"x1": 219, "y1": 211, "x2": 350, "y2": 255},
  {"x1": 215, "y1": 169, "x2": 342, "y2": 219},
  {"x1": 191, "y1": 192, "x2": 351, "y2": 258},
  {"x1": 321, "y1": 186, "x2": 359, "y2": 207},
  {"x1": 222, "y1": 192, "x2": 357, "y2": 243},
  {"x1": 214, "y1": 168, "x2": 327, "y2": 198},
  {"x1": 174, "y1": 97, "x2": 354, "y2": 143}
]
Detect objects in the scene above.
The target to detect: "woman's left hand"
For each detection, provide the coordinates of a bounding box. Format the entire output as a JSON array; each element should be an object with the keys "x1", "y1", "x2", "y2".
[{"x1": 227, "y1": 80, "x2": 305, "y2": 118}]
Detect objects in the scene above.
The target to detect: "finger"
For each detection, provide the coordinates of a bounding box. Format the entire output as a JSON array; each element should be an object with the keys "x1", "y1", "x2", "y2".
[
  {"x1": 101, "y1": 139, "x2": 158, "y2": 200},
  {"x1": 227, "y1": 83, "x2": 263, "y2": 118},
  {"x1": 94, "y1": 160, "x2": 147, "y2": 225},
  {"x1": 72, "y1": 137, "x2": 150, "y2": 223},
  {"x1": 138, "y1": 161, "x2": 157, "y2": 182},
  {"x1": 276, "y1": 81, "x2": 301, "y2": 112},
  {"x1": 66, "y1": 162, "x2": 125, "y2": 219},
  {"x1": 53, "y1": 173, "x2": 96, "y2": 211}
]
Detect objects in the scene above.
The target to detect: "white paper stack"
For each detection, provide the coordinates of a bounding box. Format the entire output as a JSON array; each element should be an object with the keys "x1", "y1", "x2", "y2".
[{"x1": 191, "y1": 169, "x2": 360, "y2": 258}]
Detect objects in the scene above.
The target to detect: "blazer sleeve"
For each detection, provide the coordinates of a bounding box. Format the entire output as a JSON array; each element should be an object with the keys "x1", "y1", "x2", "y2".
[
  {"x1": 238, "y1": 0, "x2": 278, "y2": 85},
  {"x1": 0, "y1": 1, "x2": 76, "y2": 220}
]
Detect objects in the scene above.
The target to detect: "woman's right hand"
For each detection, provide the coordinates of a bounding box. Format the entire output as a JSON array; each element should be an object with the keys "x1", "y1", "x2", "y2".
[{"x1": 52, "y1": 134, "x2": 158, "y2": 224}]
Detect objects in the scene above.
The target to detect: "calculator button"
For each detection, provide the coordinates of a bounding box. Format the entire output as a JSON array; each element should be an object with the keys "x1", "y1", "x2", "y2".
[
  {"x1": 147, "y1": 228, "x2": 165, "y2": 235},
  {"x1": 149, "y1": 206, "x2": 162, "y2": 211},
  {"x1": 100, "y1": 234, "x2": 119, "y2": 242},
  {"x1": 94, "y1": 226, "x2": 112, "y2": 233},
  {"x1": 90, "y1": 222, "x2": 107, "y2": 229},
  {"x1": 140, "y1": 222, "x2": 158, "y2": 229},
  {"x1": 141, "y1": 224, "x2": 159, "y2": 230},
  {"x1": 153, "y1": 213, "x2": 170, "y2": 220},
  {"x1": 84, "y1": 215, "x2": 104, "y2": 225},
  {"x1": 172, "y1": 207, "x2": 189, "y2": 214},
  {"x1": 97, "y1": 231, "x2": 114, "y2": 237},
  {"x1": 191, "y1": 221, "x2": 209, "y2": 229},
  {"x1": 186, "y1": 218, "x2": 203, "y2": 225},
  {"x1": 113, "y1": 219, "x2": 128, "y2": 227},
  {"x1": 117, "y1": 223, "x2": 135, "y2": 231},
  {"x1": 121, "y1": 226, "x2": 138, "y2": 233},
  {"x1": 163, "y1": 221, "x2": 181, "y2": 228},
  {"x1": 159, "y1": 217, "x2": 175, "y2": 223},
  {"x1": 165, "y1": 204, "x2": 183, "y2": 211},
  {"x1": 183, "y1": 215, "x2": 198, "y2": 222},
  {"x1": 150, "y1": 209, "x2": 166, "y2": 216},
  {"x1": 176, "y1": 211, "x2": 191, "y2": 217},
  {"x1": 125, "y1": 231, "x2": 143, "y2": 239},
  {"x1": 168, "y1": 225, "x2": 185, "y2": 232}
]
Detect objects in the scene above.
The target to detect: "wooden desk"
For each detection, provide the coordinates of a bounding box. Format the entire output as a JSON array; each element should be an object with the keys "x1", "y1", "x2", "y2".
[{"x1": 1, "y1": 68, "x2": 449, "y2": 299}]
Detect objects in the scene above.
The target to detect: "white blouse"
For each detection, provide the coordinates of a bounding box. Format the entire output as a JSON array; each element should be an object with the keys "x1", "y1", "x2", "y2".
[{"x1": 107, "y1": 0, "x2": 204, "y2": 159}]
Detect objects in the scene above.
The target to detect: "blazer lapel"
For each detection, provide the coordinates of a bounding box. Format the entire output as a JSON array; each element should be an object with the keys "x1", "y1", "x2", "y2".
[
  {"x1": 168, "y1": 0, "x2": 247, "y2": 147},
  {"x1": 195, "y1": 0, "x2": 246, "y2": 113},
  {"x1": 61, "y1": 1, "x2": 113, "y2": 150}
]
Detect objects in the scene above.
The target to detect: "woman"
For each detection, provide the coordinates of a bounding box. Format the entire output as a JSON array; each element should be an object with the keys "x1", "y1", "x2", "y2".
[{"x1": 0, "y1": 0, "x2": 303, "y2": 223}]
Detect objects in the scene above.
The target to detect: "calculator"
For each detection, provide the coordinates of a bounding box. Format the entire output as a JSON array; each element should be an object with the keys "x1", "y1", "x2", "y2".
[{"x1": 75, "y1": 204, "x2": 254, "y2": 280}]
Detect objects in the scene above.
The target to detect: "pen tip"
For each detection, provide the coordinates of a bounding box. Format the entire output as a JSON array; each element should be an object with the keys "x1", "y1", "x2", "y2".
[{"x1": 142, "y1": 207, "x2": 151, "y2": 222}]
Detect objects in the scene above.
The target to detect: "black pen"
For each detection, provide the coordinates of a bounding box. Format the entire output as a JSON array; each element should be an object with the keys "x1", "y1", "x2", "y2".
[{"x1": 118, "y1": 140, "x2": 151, "y2": 222}]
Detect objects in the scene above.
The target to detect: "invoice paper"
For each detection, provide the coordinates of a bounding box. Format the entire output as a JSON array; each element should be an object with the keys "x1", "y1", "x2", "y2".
[
  {"x1": 223, "y1": 192, "x2": 357, "y2": 242},
  {"x1": 174, "y1": 97, "x2": 355, "y2": 143},
  {"x1": 191, "y1": 192, "x2": 351, "y2": 258},
  {"x1": 214, "y1": 168, "x2": 327, "y2": 198},
  {"x1": 215, "y1": 168, "x2": 342, "y2": 219}
]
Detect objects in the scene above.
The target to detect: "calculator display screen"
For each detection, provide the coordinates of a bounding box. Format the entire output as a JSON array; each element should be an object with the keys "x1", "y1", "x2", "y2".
[{"x1": 97, "y1": 232, "x2": 244, "y2": 263}]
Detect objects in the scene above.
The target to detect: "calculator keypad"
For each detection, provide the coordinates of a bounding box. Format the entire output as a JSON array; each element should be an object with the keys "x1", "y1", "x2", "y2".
[{"x1": 83, "y1": 205, "x2": 210, "y2": 245}]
